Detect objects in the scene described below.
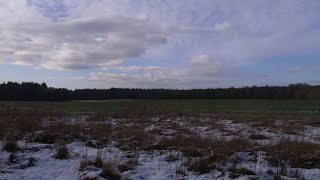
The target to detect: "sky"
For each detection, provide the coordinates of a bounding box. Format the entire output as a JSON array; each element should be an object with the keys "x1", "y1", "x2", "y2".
[{"x1": 0, "y1": 0, "x2": 320, "y2": 89}]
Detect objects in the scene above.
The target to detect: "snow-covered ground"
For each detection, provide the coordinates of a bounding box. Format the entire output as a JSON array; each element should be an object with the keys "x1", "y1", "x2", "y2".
[{"x1": 1, "y1": 115, "x2": 320, "y2": 179}]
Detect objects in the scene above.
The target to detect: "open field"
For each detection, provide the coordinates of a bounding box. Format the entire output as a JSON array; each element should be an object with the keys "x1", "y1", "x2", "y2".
[
  {"x1": 1, "y1": 99, "x2": 320, "y2": 114},
  {"x1": 0, "y1": 100, "x2": 320, "y2": 179}
]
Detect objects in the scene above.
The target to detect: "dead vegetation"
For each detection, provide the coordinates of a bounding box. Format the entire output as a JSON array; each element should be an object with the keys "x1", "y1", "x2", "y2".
[
  {"x1": 0, "y1": 104, "x2": 319, "y2": 179},
  {"x1": 100, "y1": 163, "x2": 121, "y2": 180},
  {"x1": 264, "y1": 139, "x2": 320, "y2": 169},
  {"x1": 54, "y1": 144, "x2": 69, "y2": 159}
]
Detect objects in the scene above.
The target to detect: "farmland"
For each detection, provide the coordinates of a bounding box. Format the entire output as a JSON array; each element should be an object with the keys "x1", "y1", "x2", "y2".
[
  {"x1": 1, "y1": 99, "x2": 320, "y2": 114},
  {"x1": 0, "y1": 100, "x2": 320, "y2": 179}
]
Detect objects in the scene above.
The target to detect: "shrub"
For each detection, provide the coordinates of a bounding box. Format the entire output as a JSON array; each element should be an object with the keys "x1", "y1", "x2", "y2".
[
  {"x1": 176, "y1": 165, "x2": 187, "y2": 176},
  {"x1": 84, "y1": 177, "x2": 97, "y2": 180},
  {"x1": 34, "y1": 132, "x2": 59, "y2": 144},
  {"x1": 166, "y1": 152, "x2": 180, "y2": 162},
  {"x1": 54, "y1": 145, "x2": 69, "y2": 159},
  {"x1": 188, "y1": 157, "x2": 216, "y2": 174},
  {"x1": 249, "y1": 134, "x2": 268, "y2": 140},
  {"x1": 265, "y1": 139, "x2": 320, "y2": 169},
  {"x1": 8, "y1": 153, "x2": 17, "y2": 164},
  {"x1": 79, "y1": 157, "x2": 103, "y2": 171},
  {"x1": 85, "y1": 141, "x2": 97, "y2": 148},
  {"x1": 100, "y1": 163, "x2": 121, "y2": 180},
  {"x1": 229, "y1": 167, "x2": 255, "y2": 178},
  {"x1": 117, "y1": 164, "x2": 133, "y2": 173},
  {"x1": 3, "y1": 141, "x2": 18, "y2": 153},
  {"x1": 93, "y1": 157, "x2": 103, "y2": 168}
]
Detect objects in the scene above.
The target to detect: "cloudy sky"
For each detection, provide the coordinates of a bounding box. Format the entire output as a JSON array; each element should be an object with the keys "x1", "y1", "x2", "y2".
[{"x1": 1, "y1": 0, "x2": 320, "y2": 89}]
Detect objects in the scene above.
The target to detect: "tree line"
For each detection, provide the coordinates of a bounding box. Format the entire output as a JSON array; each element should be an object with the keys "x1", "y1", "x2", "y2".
[{"x1": 0, "y1": 81, "x2": 320, "y2": 101}]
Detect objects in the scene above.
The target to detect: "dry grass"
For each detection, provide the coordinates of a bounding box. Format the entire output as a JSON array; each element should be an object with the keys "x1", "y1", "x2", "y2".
[
  {"x1": 115, "y1": 128, "x2": 155, "y2": 151},
  {"x1": 3, "y1": 141, "x2": 19, "y2": 153},
  {"x1": 1, "y1": 105, "x2": 319, "y2": 179},
  {"x1": 54, "y1": 145, "x2": 69, "y2": 159},
  {"x1": 34, "y1": 131, "x2": 60, "y2": 144},
  {"x1": 264, "y1": 139, "x2": 320, "y2": 169},
  {"x1": 79, "y1": 157, "x2": 103, "y2": 171},
  {"x1": 0, "y1": 109, "x2": 44, "y2": 141},
  {"x1": 228, "y1": 167, "x2": 255, "y2": 179},
  {"x1": 188, "y1": 157, "x2": 217, "y2": 174},
  {"x1": 100, "y1": 163, "x2": 121, "y2": 180},
  {"x1": 249, "y1": 133, "x2": 268, "y2": 140},
  {"x1": 114, "y1": 118, "x2": 155, "y2": 151}
]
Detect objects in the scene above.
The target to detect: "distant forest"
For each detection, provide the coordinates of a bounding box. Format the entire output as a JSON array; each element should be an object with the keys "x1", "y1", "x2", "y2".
[{"x1": 0, "y1": 81, "x2": 320, "y2": 101}]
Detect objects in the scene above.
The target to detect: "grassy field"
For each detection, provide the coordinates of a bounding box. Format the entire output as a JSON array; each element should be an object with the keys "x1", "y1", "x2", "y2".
[
  {"x1": 1, "y1": 99, "x2": 320, "y2": 179},
  {"x1": 1, "y1": 99, "x2": 320, "y2": 115}
]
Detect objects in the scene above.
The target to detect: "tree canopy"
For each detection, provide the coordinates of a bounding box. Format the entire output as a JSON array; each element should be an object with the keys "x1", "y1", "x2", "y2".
[{"x1": 0, "y1": 82, "x2": 319, "y2": 101}]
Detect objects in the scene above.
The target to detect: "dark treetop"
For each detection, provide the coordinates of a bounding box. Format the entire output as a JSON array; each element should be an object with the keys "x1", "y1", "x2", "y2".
[{"x1": 0, "y1": 82, "x2": 319, "y2": 101}]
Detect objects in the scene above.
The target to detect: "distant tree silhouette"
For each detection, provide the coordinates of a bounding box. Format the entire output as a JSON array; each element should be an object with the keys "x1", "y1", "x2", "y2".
[{"x1": 0, "y1": 81, "x2": 319, "y2": 101}]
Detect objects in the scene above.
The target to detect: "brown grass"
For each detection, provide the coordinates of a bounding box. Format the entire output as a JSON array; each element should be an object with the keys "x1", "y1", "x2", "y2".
[
  {"x1": 3, "y1": 141, "x2": 19, "y2": 153},
  {"x1": 100, "y1": 163, "x2": 121, "y2": 180},
  {"x1": 249, "y1": 133, "x2": 268, "y2": 140},
  {"x1": 54, "y1": 145, "x2": 69, "y2": 159},
  {"x1": 79, "y1": 157, "x2": 103, "y2": 170},
  {"x1": 264, "y1": 139, "x2": 320, "y2": 169}
]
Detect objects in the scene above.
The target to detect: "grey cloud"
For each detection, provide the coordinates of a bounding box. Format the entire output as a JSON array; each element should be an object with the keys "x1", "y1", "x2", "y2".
[
  {"x1": 85, "y1": 54, "x2": 235, "y2": 88},
  {"x1": 1, "y1": 16, "x2": 167, "y2": 70},
  {"x1": 86, "y1": 68, "x2": 242, "y2": 89},
  {"x1": 1, "y1": 13, "x2": 233, "y2": 71}
]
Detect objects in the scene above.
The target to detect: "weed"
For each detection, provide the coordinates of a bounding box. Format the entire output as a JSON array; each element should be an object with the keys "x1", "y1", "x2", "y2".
[
  {"x1": 117, "y1": 164, "x2": 133, "y2": 173},
  {"x1": 8, "y1": 153, "x2": 18, "y2": 164},
  {"x1": 100, "y1": 163, "x2": 121, "y2": 180},
  {"x1": 3, "y1": 141, "x2": 19, "y2": 153},
  {"x1": 188, "y1": 157, "x2": 216, "y2": 174},
  {"x1": 79, "y1": 157, "x2": 103, "y2": 171},
  {"x1": 166, "y1": 152, "x2": 180, "y2": 162},
  {"x1": 176, "y1": 164, "x2": 187, "y2": 176},
  {"x1": 229, "y1": 167, "x2": 255, "y2": 178},
  {"x1": 34, "y1": 132, "x2": 59, "y2": 144},
  {"x1": 249, "y1": 134, "x2": 268, "y2": 140},
  {"x1": 54, "y1": 145, "x2": 69, "y2": 159},
  {"x1": 265, "y1": 139, "x2": 320, "y2": 169}
]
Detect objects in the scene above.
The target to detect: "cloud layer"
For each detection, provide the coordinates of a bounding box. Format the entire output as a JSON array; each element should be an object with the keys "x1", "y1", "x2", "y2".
[
  {"x1": 2, "y1": 15, "x2": 168, "y2": 70},
  {"x1": 1, "y1": 0, "x2": 320, "y2": 88}
]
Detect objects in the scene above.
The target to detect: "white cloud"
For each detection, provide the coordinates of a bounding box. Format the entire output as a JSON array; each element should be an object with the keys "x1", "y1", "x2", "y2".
[
  {"x1": 1, "y1": 0, "x2": 320, "y2": 88},
  {"x1": 0, "y1": 2, "x2": 235, "y2": 72},
  {"x1": 85, "y1": 54, "x2": 226, "y2": 88},
  {"x1": 213, "y1": 21, "x2": 232, "y2": 32},
  {"x1": 1, "y1": 15, "x2": 167, "y2": 70},
  {"x1": 191, "y1": 55, "x2": 211, "y2": 65},
  {"x1": 190, "y1": 55, "x2": 220, "y2": 75},
  {"x1": 87, "y1": 68, "x2": 189, "y2": 88}
]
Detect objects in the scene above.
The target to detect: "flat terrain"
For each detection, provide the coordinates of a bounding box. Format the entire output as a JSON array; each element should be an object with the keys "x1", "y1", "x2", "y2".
[
  {"x1": 0, "y1": 100, "x2": 319, "y2": 179},
  {"x1": 1, "y1": 99, "x2": 320, "y2": 114}
]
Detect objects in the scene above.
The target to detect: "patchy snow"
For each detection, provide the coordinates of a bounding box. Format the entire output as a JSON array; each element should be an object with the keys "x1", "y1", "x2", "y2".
[{"x1": 1, "y1": 115, "x2": 320, "y2": 179}]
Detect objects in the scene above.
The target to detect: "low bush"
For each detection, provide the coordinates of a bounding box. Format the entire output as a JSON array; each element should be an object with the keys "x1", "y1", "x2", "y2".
[
  {"x1": 264, "y1": 139, "x2": 320, "y2": 169},
  {"x1": 34, "y1": 132, "x2": 59, "y2": 144},
  {"x1": 100, "y1": 163, "x2": 121, "y2": 180},
  {"x1": 249, "y1": 134, "x2": 268, "y2": 140},
  {"x1": 54, "y1": 145, "x2": 69, "y2": 159},
  {"x1": 229, "y1": 167, "x2": 255, "y2": 178},
  {"x1": 3, "y1": 141, "x2": 18, "y2": 153},
  {"x1": 188, "y1": 157, "x2": 216, "y2": 174},
  {"x1": 8, "y1": 153, "x2": 17, "y2": 164}
]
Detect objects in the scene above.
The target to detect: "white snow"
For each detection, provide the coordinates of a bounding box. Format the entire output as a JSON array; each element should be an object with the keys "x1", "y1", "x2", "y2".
[{"x1": 1, "y1": 115, "x2": 320, "y2": 179}]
